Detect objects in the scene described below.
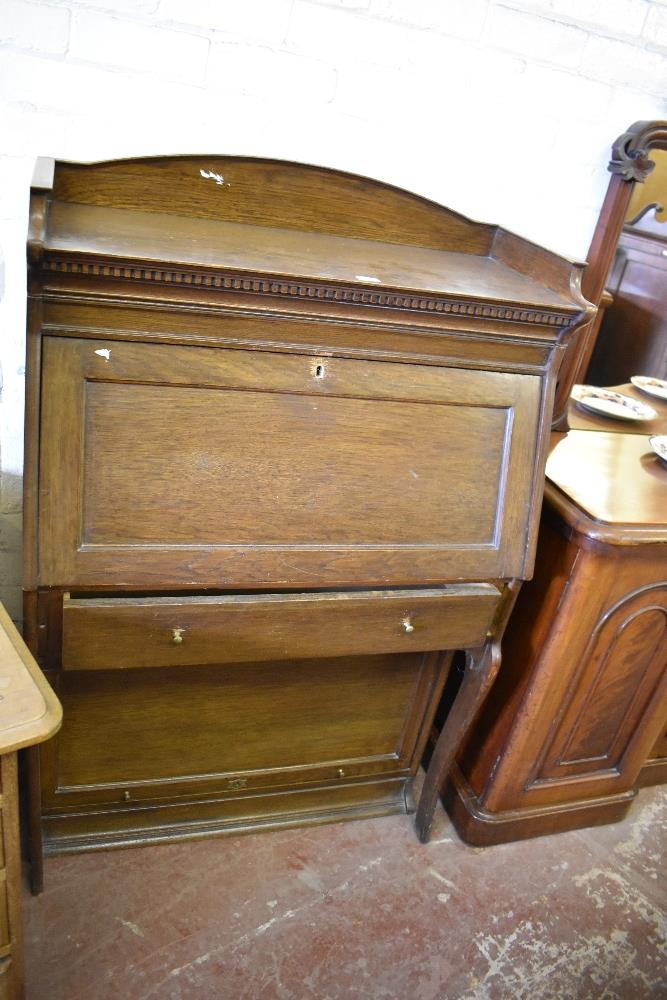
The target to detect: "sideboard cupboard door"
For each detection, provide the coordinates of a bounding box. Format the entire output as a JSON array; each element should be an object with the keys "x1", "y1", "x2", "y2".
[{"x1": 38, "y1": 336, "x2": 541, "y2": 589}]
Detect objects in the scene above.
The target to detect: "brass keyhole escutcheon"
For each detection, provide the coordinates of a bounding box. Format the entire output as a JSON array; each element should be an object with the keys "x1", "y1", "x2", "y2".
[
  {"x1": 337, "y1": 768, "x2": 345, "y2": 779},
  {"x1": 402, "y1": 618, "x2": 414, "y2": 633},
  {"x1": 172, "y1": 628, "x2": 184, "y2": 644}
]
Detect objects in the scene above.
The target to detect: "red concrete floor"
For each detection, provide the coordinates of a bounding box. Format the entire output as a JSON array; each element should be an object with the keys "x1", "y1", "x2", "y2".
[{"x1": 23, "y1": 783, "x2": 666, "y2": 1000}]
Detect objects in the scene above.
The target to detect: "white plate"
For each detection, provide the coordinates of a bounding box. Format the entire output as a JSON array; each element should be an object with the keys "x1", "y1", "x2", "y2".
[
  {"x1": 649, "y1": 435, "x2": 667, "y2": 466},
  {"x1": 571, "y1": 385, "x2": 657, "y2": 422},
  {"x1": 631, "y1": 375, "x2": 667, "y2": 401},
  {"x1": 571, "y1": 384, "x2": 629, "y2": 404}
]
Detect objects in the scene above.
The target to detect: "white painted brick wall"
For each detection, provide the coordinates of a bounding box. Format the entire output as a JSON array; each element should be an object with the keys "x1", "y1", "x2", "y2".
[
  {"x1": 583, "y1": 33, "x2": 667, "y2": 91},
  {"x1": 63, "y1": 0, "x2": 159, "y2": 11},
  {"x1": 505, "y1": 0, "x2": 651, "y2": 42},
  {"x1": 369, "y1": 0, "x2": 490, "y2": 40},
  {"x1": 287, "y1": 1, "x2": 413, "y2": 67},
  {"x1": 69, "y1": 10, "x2": 210, "y2": 83},
  {"x1": 0, "y1": 0, "x2": 70, "y2": 54},
  {"x1": 644, "y1": 3, "x2": 667, "y2": 47},
  {"x1": 490, "y1": 7, "x2": 588, "y2": 67},
  {"x1": 0, "y1": 0, "x2": 665, "y2": 621},
  {"x1": 208, "y1": 43, "x2": 337, "y2": 103},
  {"x1": 159, "y1": 0, "x2": 294, "y2": 44}
]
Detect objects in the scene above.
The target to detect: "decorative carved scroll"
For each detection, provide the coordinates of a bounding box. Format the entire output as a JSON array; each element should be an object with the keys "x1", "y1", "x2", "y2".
[
  {"x1": 609, "y1": 130, "x2": 656, "y2": 182},
  {"x1": 552, "y1": 119, "x2": 667, "y2": 428},
  {"x1": 609, "y1": 120, "x2": 667, "y2": 182}
]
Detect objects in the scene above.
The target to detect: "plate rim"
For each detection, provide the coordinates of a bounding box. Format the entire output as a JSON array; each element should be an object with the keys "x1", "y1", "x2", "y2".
[
  {"x1": 575, "y1": 392, "x2": 656, "y2": 422},
  {"x1": 649, "y1": 434, "x2": 667, "y2": 464},
  {"x1": 631, "y1": 375, "x2": 667, "y2": 400}
]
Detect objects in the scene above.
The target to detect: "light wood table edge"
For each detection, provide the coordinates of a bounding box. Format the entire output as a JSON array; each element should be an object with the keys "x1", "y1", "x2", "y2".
[
  {"x1": 0, "y1": 604, "x2": 61, "y2": 755},
  {"x1": 0, "y1": 603, "x2": 61, "y2": 999}
]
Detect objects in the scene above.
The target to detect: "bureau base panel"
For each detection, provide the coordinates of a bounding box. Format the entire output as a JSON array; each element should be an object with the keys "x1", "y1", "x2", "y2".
[
  {"x1": 442, "y1": 765, "x2": 635, "y2": 847},
  {"x1": 41, "y1": 775, "x2": 413, "y2": 855}
]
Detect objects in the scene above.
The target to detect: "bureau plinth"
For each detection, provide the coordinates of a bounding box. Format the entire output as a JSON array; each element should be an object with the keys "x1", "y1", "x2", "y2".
[{"x1": 24, "y1": 155, "x2": 591, "y2": 876}]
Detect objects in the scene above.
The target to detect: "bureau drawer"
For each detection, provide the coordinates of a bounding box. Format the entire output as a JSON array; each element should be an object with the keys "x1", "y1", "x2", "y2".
[{"x1": 61, "y1": 585, "x2": 500, "y2": 671}]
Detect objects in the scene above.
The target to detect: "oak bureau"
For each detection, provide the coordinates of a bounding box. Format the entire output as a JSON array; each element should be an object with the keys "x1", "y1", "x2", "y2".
[{"x1": 23, "y1": 156, "x2": 592, "y2": 887}]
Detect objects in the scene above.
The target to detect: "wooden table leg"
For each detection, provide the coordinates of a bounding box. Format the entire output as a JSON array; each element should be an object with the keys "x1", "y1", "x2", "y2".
[
  {"x1": 25, "y1": 747, "x2": 43, "y2": 897},
  {"x1": 415, "y1": 641, "x2": 501, "y2": 843},
  {"x1": 415, "y1": 579, "x2": 521, "y2": 844},
  {"x1": 2, "y1": 753, "x2": 25, "y2": 999}
]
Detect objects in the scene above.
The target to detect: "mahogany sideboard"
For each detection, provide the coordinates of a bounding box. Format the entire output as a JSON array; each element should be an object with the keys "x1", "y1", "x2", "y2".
[
  {"x1": 23, "y1": 155, "x2": 591, "y2": 879},
  {"x1": 446, "y1": 425, "x2": 667, "y2": 844},
  {"x1": 0, "y1": 604, "x2": 60, "y2": 997}
]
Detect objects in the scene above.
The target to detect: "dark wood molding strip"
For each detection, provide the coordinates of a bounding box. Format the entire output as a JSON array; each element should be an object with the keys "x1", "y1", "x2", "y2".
[{"x1": 41, "y1": 254, "x2": 577, "y2": 328}]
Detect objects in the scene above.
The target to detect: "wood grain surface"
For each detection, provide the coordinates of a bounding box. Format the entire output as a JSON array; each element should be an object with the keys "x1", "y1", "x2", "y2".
[
  {"x1": 61, "y1": 586, "x2": 501, "y2": 671},
  {"x1": 43, "y1": 201, "x2": 578, "y2": 312},
  {"x1": 38, "y1": 336, "x2": 542, "y2": 587},
  {"x1": 546, "y1": 430, "x2": 667, "y2": 533},
  {"x1": 25, "y1": 154, "x2": 591, "y2": 860},
  {"x1": 0, "y1": 605, "x2": 61, "y2": 755},
  {"x1": 51, "y1": 155, "x2": 494, "y2": 254}
]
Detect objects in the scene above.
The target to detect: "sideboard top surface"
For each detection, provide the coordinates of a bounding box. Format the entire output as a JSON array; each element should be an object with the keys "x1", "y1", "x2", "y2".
[{"x1": 546, "y1": 430, "x2": 667, "y2": 543}]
